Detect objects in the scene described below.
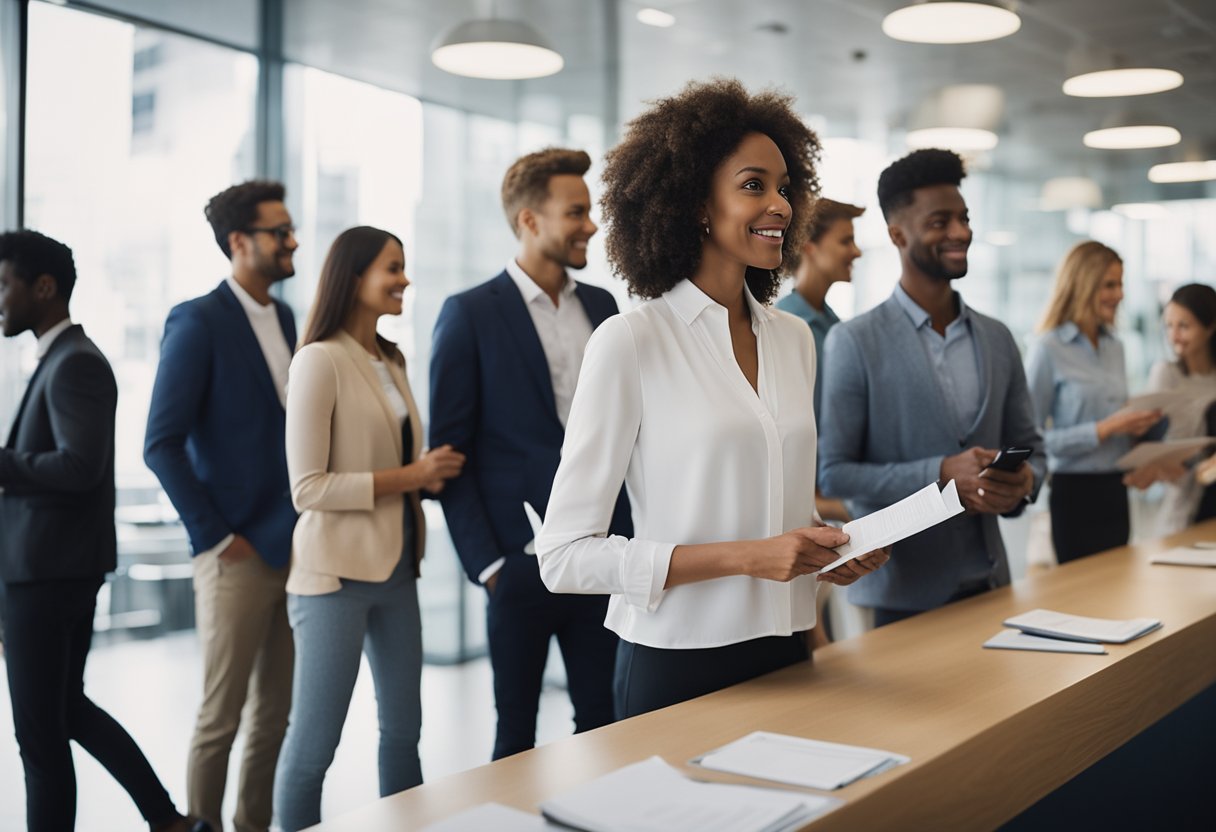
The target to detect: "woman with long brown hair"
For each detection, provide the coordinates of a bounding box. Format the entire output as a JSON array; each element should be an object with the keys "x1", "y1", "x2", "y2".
[
  {"x1": 273, "y1": 226, "x2": 464, "y2": 831},
  {"x1": 1026, "y1": 241, "x2": 1163, "y2": 563}
]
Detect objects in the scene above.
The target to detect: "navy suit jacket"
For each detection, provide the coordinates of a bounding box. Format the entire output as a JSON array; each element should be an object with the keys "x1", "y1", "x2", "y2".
[
  {"x1": 143, "y1": 281, "x2": 297, "y2": 568},
  {"x1": 430, "y1": 271, "x2": 633, "y2": 584},
  {"x1": 0, "y1": 326, "x2": 117, "y2": 583}
]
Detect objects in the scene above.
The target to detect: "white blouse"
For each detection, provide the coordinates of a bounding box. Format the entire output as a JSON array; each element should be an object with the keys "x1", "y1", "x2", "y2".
[
  {"x1": 535, "y1": 279, "x2": 822, "y2": 649},
  {"x1": 1147, "y1": 360, "x2": 1216, "y2": 535}
]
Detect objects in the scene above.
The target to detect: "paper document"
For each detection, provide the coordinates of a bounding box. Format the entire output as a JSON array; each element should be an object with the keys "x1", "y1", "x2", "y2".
[
  {"x1": 819, "y1": 480, "x2": 964, "y2": 574},
  {"x1": 1004, "y1": 609, "x2": 1162, "y2": 644},
  {"x1": 1150, "y1": 546, "x2": 1216, "y2": 568},
  {"x1": 1115, "y1": 437, "x2": 1213, "y2": 471},
  {"x1": 422, "y1": 803, "x2": 554, "y2": 831},
  {"x1": 692, "y1": 731, "x2": 909, "y2": 791},
  {"x1": 1110, "y1": 391, "x2": 1189, "y2": 419},
  {"x1": 522, "y1": 501, "x2": 544, "y2": 555},
  {"x1": 539, "y1": 756, "x2": 839, "y2": 832},
  {"x1": 983, "y1": 629, "x2": 1107, "y2": 654}
]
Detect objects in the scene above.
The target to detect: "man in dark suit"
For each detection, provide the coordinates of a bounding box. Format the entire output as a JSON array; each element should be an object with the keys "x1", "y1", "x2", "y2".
[
  {"x1": 0, "y1": 230, "x2": 204, "y2": 831},
  {"x1": 144, "y1": 182, "x2": 298, "y2": 832},
  {"x1": 430, "y1": 148, "x2": 631, "y2": 760}
]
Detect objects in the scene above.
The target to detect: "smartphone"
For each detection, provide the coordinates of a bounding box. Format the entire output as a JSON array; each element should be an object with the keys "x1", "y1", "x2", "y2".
[{"x1": 986, "y1": 446, "x2": 1031, "y2": 472}]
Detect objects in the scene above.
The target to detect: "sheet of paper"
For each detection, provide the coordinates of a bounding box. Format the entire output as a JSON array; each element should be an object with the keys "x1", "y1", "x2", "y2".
[
  {"x1": 983, "y1": 629, "x2": 1107, "y2": 654},
  {"x1": 693, "y1": 731, "x2": 909, "y2": 792},
  {"x1": 818, "y1": 480, "x2": 963, "y2": 574},
  {"x1": 1115, "y1": 437, "x2": 1213, "y2": 471},
  {"x1": 539, "y1": 756, "x2": 836, "y2": 832},
  {"x1": 1150, "y1": 546, "x2": 1216, "y2": 567},
  {"x1": 1004, "y1": 609, "x2": 1162, "y2": 644},
  {"x1": 1110, "y1": 391, "x2": 1190, "y2": 419},
  {"x1": 422, "y1": 803, "x2": 555, "y2": 831}
]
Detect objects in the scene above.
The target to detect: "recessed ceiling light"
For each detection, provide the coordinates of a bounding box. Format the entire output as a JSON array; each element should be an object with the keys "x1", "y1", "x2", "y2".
[
  {"x1": 431, "y1": 19, "x2": 563, "y2": 79},
  {"x1": 882, "y1": 1, "x2": 1021, "y2": 45},
  {"x1": 1039, "y1": 177, "x2": 1103, "y2": 211},
  {"x1": 1112, "y1": 202, "x2": 1168, "y2": 220},
  {"x1": 1063, "y1": 67, "x2": 1183, "y2": 98},
  {"x1": 1083, "y1": 125, "x2": 1181, "y2": 150},
  {"x1": 1148, "y1": 160, "x2": 1216, "y2": 183},
  {"x1": 906, "y1": 127, "x2": 999, "y2": 152},
  {"x1": 636, "y1": 8, "x2": 676, "y2": 28}
]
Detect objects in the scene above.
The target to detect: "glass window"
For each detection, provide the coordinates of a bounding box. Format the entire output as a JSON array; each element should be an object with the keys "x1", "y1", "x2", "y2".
[
  {"x1": 17, "y1": 0, "x2": 257, "y2": 507},
  {"x1": 71, "y1": 0, "x2": 260, "y2": 50}
]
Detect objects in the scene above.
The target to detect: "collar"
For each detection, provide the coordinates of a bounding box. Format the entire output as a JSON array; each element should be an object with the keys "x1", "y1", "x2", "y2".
[
  {"x1": 663, "y1": 278, "x2": 774, "y2": 327},
  {"x1": 36, "y1": 318, "x2": 74, "y2": 360},
  {"x1": 226, "y1": 275, "x2": 276, "y2": 316},
  {"x1": 893, "y1": 282, "x2": 970, "y2": 330},
  {"x1": 1057, "y1": 321, "x2": 1110, "y2": 343},
  {"x1": 779, "y1": 288, "x2": 832, "y2": 322},
  {"x1": 506, "y1": 259, "x2": 578, "y2": 305}
]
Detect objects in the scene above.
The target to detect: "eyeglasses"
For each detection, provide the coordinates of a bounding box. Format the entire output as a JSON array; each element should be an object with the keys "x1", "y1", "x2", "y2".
[{"x1": 244, "y1": 224, "x2": 297, "y2": 244}]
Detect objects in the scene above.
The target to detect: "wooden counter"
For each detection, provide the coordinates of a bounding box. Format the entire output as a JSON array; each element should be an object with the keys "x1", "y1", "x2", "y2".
[{"x1": 309, "y1": 522, "x2": 1216, "y2": 831}]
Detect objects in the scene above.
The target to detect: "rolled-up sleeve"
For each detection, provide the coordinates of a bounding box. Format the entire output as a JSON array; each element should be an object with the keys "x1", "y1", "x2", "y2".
[
  {"x1": 285, "y1": 345, "x2": 375, "y2": 512},
  {"x1": 536, "y1": 317, "x2": 675, "y2": 612}
]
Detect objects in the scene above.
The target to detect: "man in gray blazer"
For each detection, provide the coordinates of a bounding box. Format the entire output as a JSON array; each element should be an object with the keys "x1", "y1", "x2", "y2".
[{"x1": 818, "y1": 149, "x2": 1044, "y2": 627}]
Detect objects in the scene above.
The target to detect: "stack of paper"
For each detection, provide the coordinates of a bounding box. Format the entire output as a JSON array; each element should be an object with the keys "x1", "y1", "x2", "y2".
[
  {"x1": 1003, "y1": 609, "x2": 1162, "y2": 644},
  {"x1": 692, "y1": 732, "x2": 909, "y2": 791},
  {"x1": 819, "y1": 480, "x2": 964, "y2": 574},
  {"x1": 539, "y1": 756, "x2": 839, "y2": 832},
  {"x1": 983, "y1": 629, "x2": 1107, "y2": 655},
  {"x1": 1110, "y1": 391, "x2": 1190, "y2": 420},
  {"x1": 1150, "y1": 546, "x2": 1216, "y2": 568}
]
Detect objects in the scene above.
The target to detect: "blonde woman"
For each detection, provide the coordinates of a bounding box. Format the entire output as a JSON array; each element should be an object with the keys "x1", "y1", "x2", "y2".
[
  {"x1": 273, "y1": 226, "x2": 465, "y2": 831},
  {"x1": 1026, "y1": 241, "x2": 1163, "y2": 563}
]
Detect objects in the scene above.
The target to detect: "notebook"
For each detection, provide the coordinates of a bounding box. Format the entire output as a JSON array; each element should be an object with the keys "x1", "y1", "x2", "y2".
[
  {"x1": 1003, "y1": 609, "x2": 1161, "y2": 644},
  {"x1": 1150, "y1": 546, "x2": 1216, "y2": 568},
  {"x1": 983, "y1": 629, "x2": 1107, "y2": 654},
  {"x1": 691, "y1": 731, "x2": 909, "y2": 791}
]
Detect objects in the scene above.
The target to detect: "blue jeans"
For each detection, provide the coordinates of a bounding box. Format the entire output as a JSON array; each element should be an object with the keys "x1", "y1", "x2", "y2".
[{"x1": 273, "y1": 555, "x2": 422, "y2": 832}]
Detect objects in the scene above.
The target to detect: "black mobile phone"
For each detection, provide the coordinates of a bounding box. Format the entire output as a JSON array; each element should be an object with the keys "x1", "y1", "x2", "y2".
[{"x1": 986, "y1": 446, "x2": 1031, "y2": 472}]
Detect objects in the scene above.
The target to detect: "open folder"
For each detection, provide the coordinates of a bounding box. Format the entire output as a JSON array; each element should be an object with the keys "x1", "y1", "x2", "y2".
[
  {"x1": 692, "y1": 731, "x2": 909, "y2": 791},
  {"x1": 818, "y1": 480, "x2": 964, "y2": 574}
]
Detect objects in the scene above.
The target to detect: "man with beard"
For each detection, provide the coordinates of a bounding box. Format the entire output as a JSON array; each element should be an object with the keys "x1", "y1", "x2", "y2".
[
  {"x1": 430, "y1": 148, "x2": 631, "y2": 760},
  {"x1": 818, "y1": 149, "x2": 1044, "y2": 627},
  {"x1": 144, "y1": 181, "x2": 299, "y2": 832}
]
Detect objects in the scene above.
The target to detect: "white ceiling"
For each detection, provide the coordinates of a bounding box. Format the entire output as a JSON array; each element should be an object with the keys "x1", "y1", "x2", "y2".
[{"x1": 281, "y1": 0, "x2": 1216, "y2": 198}]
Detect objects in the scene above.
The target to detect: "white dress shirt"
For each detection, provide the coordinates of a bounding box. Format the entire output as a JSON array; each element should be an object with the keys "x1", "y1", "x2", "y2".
[
  {"x1": 197, "y1": 278, "x2": 293, "y2": 559},
  {"x1": 536, "y1": 279, "x2": 822, "y2": 649},
  {"x1": 35, "y1": 317, "x2": 74, "y2": 359},
  {"x1": 505, "y1": 259, "x2": 593, "y2": 428}
]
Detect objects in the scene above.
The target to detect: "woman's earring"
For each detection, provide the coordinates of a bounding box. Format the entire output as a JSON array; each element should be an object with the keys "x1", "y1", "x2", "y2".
[{"x1": 701, "y1": 218, "x2": 710, "y2": 236}]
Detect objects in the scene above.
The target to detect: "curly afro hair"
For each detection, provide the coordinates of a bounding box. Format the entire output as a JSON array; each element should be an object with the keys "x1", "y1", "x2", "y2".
[
  {"x1": 876, "y1": 148, "x2": 966, "y2": 221},
  {"x1": 600, "y1": 78, "x2": 821, "y2": 304}
]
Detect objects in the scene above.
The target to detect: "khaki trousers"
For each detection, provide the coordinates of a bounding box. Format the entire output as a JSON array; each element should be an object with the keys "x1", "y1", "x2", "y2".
[{"x1": 189, "y1": 548, "x2": 293, "y2": 832}]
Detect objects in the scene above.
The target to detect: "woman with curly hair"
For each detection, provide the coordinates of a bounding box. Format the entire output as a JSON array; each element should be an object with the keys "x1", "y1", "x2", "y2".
[{"x1": 535, "y1": 79, "x2": 888, "y2": 718}]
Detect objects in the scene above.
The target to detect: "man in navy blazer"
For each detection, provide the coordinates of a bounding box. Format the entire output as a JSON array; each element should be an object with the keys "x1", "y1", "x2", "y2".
[
  {"x1": 144, "y1": 181, "x2": 298, "y2": 832},
  {"x1": 819, "y1": 150, "x2": 1045, "y2": 627},
  {"x1": 430, "y1": 148, "x2": 631, "y2": 760},
  {"x1": 0, "y1": 231, "x2": 203, "y2": 832}
]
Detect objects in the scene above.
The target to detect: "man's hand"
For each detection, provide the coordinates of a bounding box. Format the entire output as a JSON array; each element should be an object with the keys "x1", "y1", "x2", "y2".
[
  {"x1": 977, "y1": 461, "x2": 1035, "y2": 514},
  {"x1": 941, "y1": 447, "x2": 997, "y2": 513},
  {"x1": 218, "y1": 534, "x2": 258, "y2": 565}
]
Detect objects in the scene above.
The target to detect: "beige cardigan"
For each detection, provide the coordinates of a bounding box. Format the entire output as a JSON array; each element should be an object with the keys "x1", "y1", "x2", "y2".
[{"x1": 284, "y1": 330, "x2": 426, "y2": 596}]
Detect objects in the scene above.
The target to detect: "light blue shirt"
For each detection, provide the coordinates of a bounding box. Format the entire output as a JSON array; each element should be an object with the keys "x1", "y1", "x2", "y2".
[
  {"x1": 892, "y1": 284, "x2": 988, "y2": 585},
  {"x1": 775, "y1": 289, "x2": 840, "y2": 419},
  {"x1": 892, "y1": 284, "x2": 983, "y2": 440},
  {"x1": 1025, "y1": 323, "x2": 1131, "y2": 473}
]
